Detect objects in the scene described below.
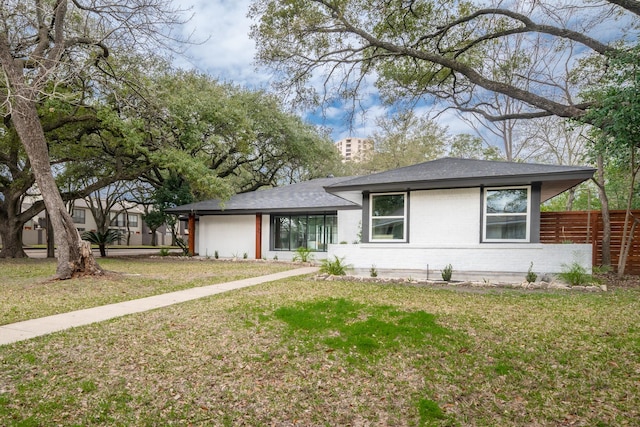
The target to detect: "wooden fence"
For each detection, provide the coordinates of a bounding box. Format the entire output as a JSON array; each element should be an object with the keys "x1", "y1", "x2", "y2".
[{"x1": 540, "y1": 210, "x2": 640, "y2": 275}]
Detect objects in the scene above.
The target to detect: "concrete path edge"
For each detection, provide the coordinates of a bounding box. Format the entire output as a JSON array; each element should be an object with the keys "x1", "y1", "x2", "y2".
[{"x1": 0, "y1": 266, "x2": 319, "y2": 346}]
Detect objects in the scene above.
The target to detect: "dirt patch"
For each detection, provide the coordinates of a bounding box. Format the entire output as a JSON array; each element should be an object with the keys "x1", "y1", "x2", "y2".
[{"x1": 596, "y1": 273, "x2": 640, "y2": 290}]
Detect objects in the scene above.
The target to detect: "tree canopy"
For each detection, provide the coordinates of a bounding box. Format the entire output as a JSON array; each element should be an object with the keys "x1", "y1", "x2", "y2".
[{"x1": 249, "y1": 0, "x2": 639, "y2": 125}]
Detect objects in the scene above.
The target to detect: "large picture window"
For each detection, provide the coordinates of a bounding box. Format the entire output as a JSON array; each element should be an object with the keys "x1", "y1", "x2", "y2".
[
  {"x1": 484, "y1": 187, "x2": 530, "y2": 242},
  {"x1": 370, "y1": 193, "x2": 407, "y2": 242},
  {"x1": 271, "y1": 214, "x2": 337, "y2": 251}
]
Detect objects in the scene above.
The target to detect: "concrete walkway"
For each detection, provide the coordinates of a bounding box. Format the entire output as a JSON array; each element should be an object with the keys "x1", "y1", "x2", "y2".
[{"x1": 0, "y1": 266, "x2": 319, "y2": 347}]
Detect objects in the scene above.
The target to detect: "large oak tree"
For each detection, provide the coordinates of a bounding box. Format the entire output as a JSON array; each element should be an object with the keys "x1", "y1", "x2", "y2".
[{"x1": 0, "y1": 0, "x2": 188, "y2": 278}]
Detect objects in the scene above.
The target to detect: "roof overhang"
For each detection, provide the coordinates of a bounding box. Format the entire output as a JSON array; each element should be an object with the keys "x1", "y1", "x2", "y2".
[
  {"x1": 326, "y1": 170, "x2": 594, "y2": 203},
  {"x1": 168, "y1": 205, "x2": 360, "y2": 216}
]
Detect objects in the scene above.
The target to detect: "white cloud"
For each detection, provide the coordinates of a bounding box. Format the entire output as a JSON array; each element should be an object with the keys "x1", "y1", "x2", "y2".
[{"x1": 175, "y1": 0, "x2": 270, "y2": 88}]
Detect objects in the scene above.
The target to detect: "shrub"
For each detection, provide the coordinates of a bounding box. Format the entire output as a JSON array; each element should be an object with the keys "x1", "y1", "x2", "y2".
[
  {"x1": 557, "y1": 262, "x2": 597, "y2": 286},
  {"x1": 158, "y1": 248, "x2": 170, "y2": 257},
  {"x1": 82, "y1": 229, "x2": 123, "y2": 257},
  {"x1": 214, "y1": 250, "x2": 219, "y2": 259},
  {"x1": 370, "y1": 265, "x2": 378, "y2": 278},
  {"x1": 526, "y1": 262, "x2": 538, "y2": 283},
  {"x1": 292, "y1": 246, "x2": 314, "y2": 262},
  {"x1": 243, "y1": 252, "x2": 248, "y2": 259},
  {"x1": 320, "y1": 256, "x2": 350, "y2": 276},
  {"x1": 441, "y1": 264, "x2": 453, "y2": 281}
]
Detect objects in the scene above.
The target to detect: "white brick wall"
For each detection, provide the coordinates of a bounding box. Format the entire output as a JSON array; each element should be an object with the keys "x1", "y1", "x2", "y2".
[
  {"x1": 328, "y1": 243, "x2": 592, "y2": 280},
  {"x1": 337, "y1": 210, "x2": 362, "y2": 244},
  {"x1": 410, "y1": 188, "x2": 480, "y2": 244},
  {"x1": 199, "y1": 215, "x2": 255, "y2": 258}
]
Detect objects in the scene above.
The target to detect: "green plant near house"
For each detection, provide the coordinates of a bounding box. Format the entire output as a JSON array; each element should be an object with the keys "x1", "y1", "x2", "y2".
[
  {"x1": 370, "y1": 265, "x2": 378, "y2": 278},
  {"x1": 320, "y1": 256, "x2": 350, "y2": 276},
  {"x1": 82, "y1": 229, "x2": 123, "y2": 257},
  {"x1": 441, "y1": 264, "x2": 453, "y2": 281},
  {"x1": 292, "y1": 246, "x2": 314, "y2": 262},
  {"x1": 243, "y1": 252, "x2": 248, "y2": 259},
  {"x1": 526, "y1": 262, "x2": 538, "y2": 283},
  {"x1": 214, "y1": 250, "x2": 219, "y2": 259},
  {"x1": 158, "y1": 248, "x2": 170, "y2": 257},
  {"x1": 557, "y1": 262, "x2": 598, "y2": 286}
]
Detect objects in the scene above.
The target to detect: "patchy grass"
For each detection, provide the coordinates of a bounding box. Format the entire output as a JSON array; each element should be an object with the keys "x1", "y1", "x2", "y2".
[
  {"x1": 0, "y1": 257, "x2": 293, "y2": 325},
  {"x1": 1, "y1": 277, "x2": 639, "y2": 426}
]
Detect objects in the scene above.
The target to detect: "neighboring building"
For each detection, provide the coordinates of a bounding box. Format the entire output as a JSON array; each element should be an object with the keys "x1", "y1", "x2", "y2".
[
  {"x1": 20, "y1": 199, "x2": 177, "y2": 247},
  {"x1": 335, "y1": 137, "x2": 373, "y2": 163},
  {"x1": 168, "y1": 158, "x2": 596, "y2": 281}
]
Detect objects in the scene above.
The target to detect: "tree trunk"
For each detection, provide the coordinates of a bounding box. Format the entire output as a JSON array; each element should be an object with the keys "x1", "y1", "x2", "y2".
[
  {"x1": 0, "y1": 192, "x2": 28, "y2": 258},
  {"x1": 46, "y1": 210, "x2": 55, "y2": 258},
  {"x1": 0, "y1": 216, "x2": 27, "y2": 258},
  {"x1": 595, "y1": 154, "x2": 612, "y2": 268},
  {"x1": 565, "y1": 188, "x2": 575, "y2": 211},
  {"x1": 9, "y1": 88, "x2": 103, "y2": 278},
  {"x1": 150, "y1": 228, "x2": 158, "y2": 246}
]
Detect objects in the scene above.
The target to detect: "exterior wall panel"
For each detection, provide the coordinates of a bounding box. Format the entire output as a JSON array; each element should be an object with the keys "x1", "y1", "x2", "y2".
[
  {"x1": 198, "y1": 215, "x2": 255, "y2": 259},
  {"x1": 410, "y1": 188, "x2": 480, "y2": 245},
  {"x1": 329, "y1": 242, "x2": 592, "y2": 281}
]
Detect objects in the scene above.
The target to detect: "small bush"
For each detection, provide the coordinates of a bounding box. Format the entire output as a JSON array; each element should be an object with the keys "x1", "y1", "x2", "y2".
[
  {"x1": 557, "y1": 262, "x2": 597, "y2": 286},
  {"x1": 292, "y1": 246, "x2": 314, "y2": 263},
  {"x1": 214, "y1": 250, "x2": 219, "y2": 259},
  {"x1": 243, "y1": 252, "x2": 248, "y2": 259},
  {"x1": 592, "y1": 264, "x2": 611, "y2": 274},
  {"x1": 158, "y1": 248, "x2": 170, "y2": 257},
  {"x1": 526, "y1": 262, "x2": 538, "y2": 283},
  {"x1": 320, "y1": 256, "x2": 350, "y2": 276},
  {"x1": 441, "y1": 264, "x2": 453, "y2": 281},
  {"x1": 370, "y1": 265, "x2": 378, "y2": 278}
]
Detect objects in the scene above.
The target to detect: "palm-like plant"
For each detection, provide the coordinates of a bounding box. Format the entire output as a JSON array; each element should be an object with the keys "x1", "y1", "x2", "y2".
[{"x1": 82, "y1": 229, "x2": 123, "y2": 257}]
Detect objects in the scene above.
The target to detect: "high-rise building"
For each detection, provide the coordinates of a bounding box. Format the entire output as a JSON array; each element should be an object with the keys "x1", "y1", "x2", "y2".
[{"x1": 334, "y1": 137, "x2": 373, "y2": 163}]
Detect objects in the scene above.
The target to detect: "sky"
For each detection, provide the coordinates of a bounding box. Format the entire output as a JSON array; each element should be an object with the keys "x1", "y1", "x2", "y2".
[{"x1": 173, "y1": 0, "x2": 475, "y2": 142}]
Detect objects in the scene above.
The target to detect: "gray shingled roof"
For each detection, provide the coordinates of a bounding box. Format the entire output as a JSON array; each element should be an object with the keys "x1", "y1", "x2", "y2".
[
  {"x1": 167, "y1": 176, "x2": 360, "y2": 215},
  {"x1": 325, "y1": 158, "x2": 595, "y2": 202}
]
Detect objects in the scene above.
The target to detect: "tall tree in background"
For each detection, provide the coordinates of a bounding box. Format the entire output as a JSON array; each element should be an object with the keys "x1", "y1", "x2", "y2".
[
  {"x1": 582, "y1": 46, "x2": 640, "y2": 276},
  {"x1": 136, "y1": 71, "x2": 342, "y2": 193},
  {"x1": 0, "y1": 0, "x2": 188, "y2": 279},
  {"x1": 367, "y1": 110, "x2": 448, "y2": 173},
  {"x1": 448, "y1": 133, "x2": 502, "y2": 161}
]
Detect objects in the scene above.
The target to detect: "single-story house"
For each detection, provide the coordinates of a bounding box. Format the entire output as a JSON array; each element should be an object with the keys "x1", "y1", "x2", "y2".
[{"x1": 168, "y1": 158, "x2": 596, "y2": 281}]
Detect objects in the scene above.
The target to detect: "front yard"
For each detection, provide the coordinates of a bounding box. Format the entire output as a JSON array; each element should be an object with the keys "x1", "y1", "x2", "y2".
[{"x1": 1, "y1": 258, "x2": 639, "y2": 426}]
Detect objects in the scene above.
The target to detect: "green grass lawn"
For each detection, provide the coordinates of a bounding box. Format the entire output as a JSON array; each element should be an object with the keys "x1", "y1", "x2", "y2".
[
  {"x1": 0, "y1": 258, "x2": 639, "y2": 426},
  {"x1": 0, "y1": 257, "x2": 293, "y2": 325}
]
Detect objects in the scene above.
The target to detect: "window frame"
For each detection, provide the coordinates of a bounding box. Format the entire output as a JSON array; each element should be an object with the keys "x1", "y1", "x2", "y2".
[
  {"x1": 127, "y1": 213, "x2": 139, "y2": 228},
  {"x1": 483, "y1": 186, "x2": 531, "y2": 243},
  {"x1": 369, "y1": 192, "x2": 408, "y2": 243},
  {"x1": 110, "y1": 212, "x2": 126, "y2": 228},
  {"x1": 270, "y1": 213, "x2": 337, "y2": 252},
  {"x1": 71, "y1": 208, "x2": 86, "y2": 224}
]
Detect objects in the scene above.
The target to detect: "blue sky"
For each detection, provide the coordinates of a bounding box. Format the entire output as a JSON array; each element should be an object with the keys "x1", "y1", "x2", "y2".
[{"x1": 174, "y1": 0, "x2": 474, "y2": 142}]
